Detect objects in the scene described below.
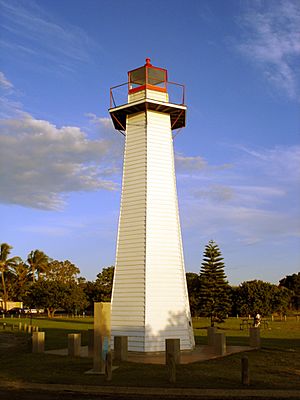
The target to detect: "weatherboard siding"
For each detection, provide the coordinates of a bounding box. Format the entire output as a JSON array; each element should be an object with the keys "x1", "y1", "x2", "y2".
[{"x1": 111, "y1": 107, "x2": 194, "y2": 352}]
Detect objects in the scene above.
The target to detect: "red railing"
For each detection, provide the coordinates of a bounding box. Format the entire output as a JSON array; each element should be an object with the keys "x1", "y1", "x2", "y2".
[{"x1": 110, "y1": 81, "x2": 186, "y2": 109}]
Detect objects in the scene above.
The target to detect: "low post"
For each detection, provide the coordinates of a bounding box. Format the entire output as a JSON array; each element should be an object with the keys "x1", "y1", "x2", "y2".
[
  {"x1": 23, "y1": 323, "x2": 27, "y2": 332},
  {"x1": 214, "y1": 333, "x2": 226, "y2": 355},
  {"x1": 32, "y1": 331, "x2": 45, "y2": 353},
  {"x1": 207, "y1": 326, "x2": 217, "y2": 346},
  {"x1": 165, "y1": 338, "x2": 180, "y2": 365},
  {"x1": 68, "y1": 333, "x2": 81, "y2": 357},
  {"x1": 88, "y1": 329, "x2": 94, "y2": 358},
  {"x1": 105, "y1": 351, "x2": 112, "y2": 382},
  {"x1": 27, "y1": 325, "x2": 32, "y2": 334},
  {"x1": 93, "y1": 302, "x2": 111, "y2": 373},
  {"x1": 241, "y1": 356, "x2": 250, "y2": 385},
  {"x1": 3, "y1": 322, "x2": 7, "y2": 330},
  {"x1": 18, "y1": 322, "x2": 22, "y2": 331},
  {"x1": 249, "y1": 327, "x2": 261, "y2": 348},
  {"x1": 114, "y1": 336, "x2": 128, "y2": 362},
  {"x1": 166, "y1": 353, "x2": 176, "y2": 383}
]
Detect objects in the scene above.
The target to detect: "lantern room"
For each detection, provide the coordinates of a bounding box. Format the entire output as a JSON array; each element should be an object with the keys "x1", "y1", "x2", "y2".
[
  {"x1": 109, "y1": 58, "x2": 186, "y2": 132},
  {"x1": 128, "y1": 58, "x2": 167, "y2": 94}
]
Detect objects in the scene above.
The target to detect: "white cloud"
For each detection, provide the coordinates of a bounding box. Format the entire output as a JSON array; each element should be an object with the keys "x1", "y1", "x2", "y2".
[
  {"x1": 237, "y1": 0, "x2": 300, "y2": 99},
  {"x1": 178, "y1": 144, "x2": 300, "y2": 245},
  {"x1": 193, "y1": 185, "x2": 235, "y2": 202},
  {"x1": 0, "y1": 0, "x2": 100, "y2": 72},
  {"x1": 175, "y1": 153, "x2": 232, "y2": 173},
  {"x1": 238, "y1": 145, "x2": 300, "y2": 183},
  {"x1": 0, "y1": 72, "x2": 13, "y2": 90},
  {"x1": 0, "y1": 115, "x2": 121, "y2": 210}
]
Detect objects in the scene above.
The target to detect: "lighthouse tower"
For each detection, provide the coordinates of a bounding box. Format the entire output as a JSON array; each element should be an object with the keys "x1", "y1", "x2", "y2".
[{"x1": 109, "y1": 59, "x2": 194, "y2": 352}]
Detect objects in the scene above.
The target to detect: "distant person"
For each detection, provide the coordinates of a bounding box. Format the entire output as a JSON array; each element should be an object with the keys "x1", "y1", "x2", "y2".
[{"x1": 254, "y1": 313, "x2": 261, "y2": 327}]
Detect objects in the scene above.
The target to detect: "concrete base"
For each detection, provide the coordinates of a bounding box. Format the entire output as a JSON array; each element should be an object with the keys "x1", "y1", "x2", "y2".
[{"x1": 46, "y1": 344, "x2": 253, "y2": 364}]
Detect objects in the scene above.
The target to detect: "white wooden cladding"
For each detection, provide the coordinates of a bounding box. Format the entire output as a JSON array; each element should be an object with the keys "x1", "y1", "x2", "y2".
[{"x1": 111, "y1": 108, "x2": 194, "y2": 352}]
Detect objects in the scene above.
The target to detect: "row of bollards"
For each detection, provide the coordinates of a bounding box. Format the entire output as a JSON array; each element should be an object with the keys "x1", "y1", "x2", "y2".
[
  {"x1": 30, "y1": 331, "x2": 252, "y2": 385},
  {"x1": 0, "y1": 321, "x2": 39, "y2": 333}
]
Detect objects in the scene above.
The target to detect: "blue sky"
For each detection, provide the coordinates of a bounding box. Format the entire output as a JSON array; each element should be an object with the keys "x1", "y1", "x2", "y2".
[{"x1": 0, "y1": 0, "x2": 299, "y2": 285}]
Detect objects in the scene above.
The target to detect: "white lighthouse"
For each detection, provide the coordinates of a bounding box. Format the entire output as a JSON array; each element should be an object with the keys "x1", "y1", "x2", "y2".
[{"x1": 109, "y1": 58, "x2": 194, "y2": 352}]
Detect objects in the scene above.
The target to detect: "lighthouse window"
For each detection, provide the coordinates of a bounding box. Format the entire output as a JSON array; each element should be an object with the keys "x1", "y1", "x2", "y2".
[
  {"x1": 148, "y1": 68, "x2": 166, "y2": 87},
  {"x1": 129, "y1": 67, "x2": 146, "y2": 87}
]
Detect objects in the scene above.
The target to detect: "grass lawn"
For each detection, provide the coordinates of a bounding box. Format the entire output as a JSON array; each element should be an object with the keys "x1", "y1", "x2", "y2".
[{"x1": 0, "y1": 316, "x2": 299, "y2": 390}]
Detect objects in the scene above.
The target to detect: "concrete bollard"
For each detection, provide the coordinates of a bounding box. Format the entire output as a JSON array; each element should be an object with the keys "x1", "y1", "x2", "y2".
[
  {"x1": 68, "y1": 333, "x2": 81, "y2": 357},
  {"x1": 165, "y1": 338, "x2": 180, "y2": 365},
  {"x1": 18, "y1": 322, "x2": 22, "y2": 331},
  {"x1": 93, "y1": 335, "x2": 104, "y2": 372},
  {"x1": 105, "y1": 351, "x2": 112, "y2": 381},
  {"x1": 32, "y1": 331, "x2": 45, "y2": 353},
  {"x1": 214, "y1": 333, "x2": 226, "y2": 355},
  {"x1": 166, "y1": 353, "x2": 176, "y2": 383},
  {"x1": 114, "y1": 336, "x2": 128, "y2": 362},
  {"x1": 23, "y1": 323, "x2": 28, "y2": 332},
  {"x1": 241, "y1": 356, "x2": 250, "y2": 385},
  {"x1": 88, "y1": 329, "x2": 94, "y2": 358},
  {"x1": 249, "y1": 327, "x2": 261, "y2": 348},
  {"x1": 3, "y1": 322, "x2": 6, "y2": 330},
  {"x1": 93, "y1": 302, "x2": 111, "y2": 373},
  {"x1": 27, "y1": 325, "x2": 32, "y2": 334},
  {"x1": 207, "y1": 327, "x2": 217, "y2": 346}
]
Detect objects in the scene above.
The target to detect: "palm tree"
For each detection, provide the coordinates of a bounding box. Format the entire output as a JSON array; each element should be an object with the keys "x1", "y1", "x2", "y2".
[
  {"x1": 27, "y1": 250, "x2": 50, "y2": 282},
  {"x1": 10, "y1": 262, "x2": 32, "y2": 300},
  {"x1": 0, "y1": 243, "x2": 21, "y2": 310}
]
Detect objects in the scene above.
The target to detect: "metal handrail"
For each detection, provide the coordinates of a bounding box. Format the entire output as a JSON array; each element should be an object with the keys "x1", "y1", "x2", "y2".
[{"x1": 110, "y1": 81, "x2": 186, "y2": 109}]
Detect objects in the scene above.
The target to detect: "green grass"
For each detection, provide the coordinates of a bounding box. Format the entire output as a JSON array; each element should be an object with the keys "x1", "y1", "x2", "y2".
[
  {"x1": 0, "y1": 316, "x2": 93, "y2": 349},
  {"x1": 0, "y1": 316, "x2": 299, "y2": 389}
]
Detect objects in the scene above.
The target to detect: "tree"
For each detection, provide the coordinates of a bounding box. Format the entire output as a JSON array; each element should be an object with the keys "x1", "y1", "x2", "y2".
[
  {"x1": 270, "y1": 285, "x2": 291, "y2": 315},
  {"x1": 186, "y1": 272, "x2": 200, "y2": 317},
  {"x1": 234, "y1": 280, "x2": 290, "y2": 317},
  {"x1": 198, "y1": 240, "x2": 231, "y2": 326},
  {"x1": 279, "y1": 273, "x2": 300, "y2": 310},
  {"x1": 95, "y1": 266, "x2": 114, "y2": 301},
  {"x1": 26, "y1": 258, "x2": 87, "y2": 317},
  {"x1": 27, "y1": 249, "x2": 50, "y2": 282},
  {"x1": 82, "y1": 266, "x2": 114, "y2": 311},
  {"x1": 0, "y1": 243, "x2": 21, "y2": 310},
  {"x1": 9, "y1": 261, "x2": 32, "y2": 301},
  {"x1": 46, "y1": 260, "x2": 80, "y2": 283}
]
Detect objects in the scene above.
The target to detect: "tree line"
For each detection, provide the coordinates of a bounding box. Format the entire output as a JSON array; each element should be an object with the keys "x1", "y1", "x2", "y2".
[{"x1": 1, "y1": 242, "x2": 299, "y2": 320}]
